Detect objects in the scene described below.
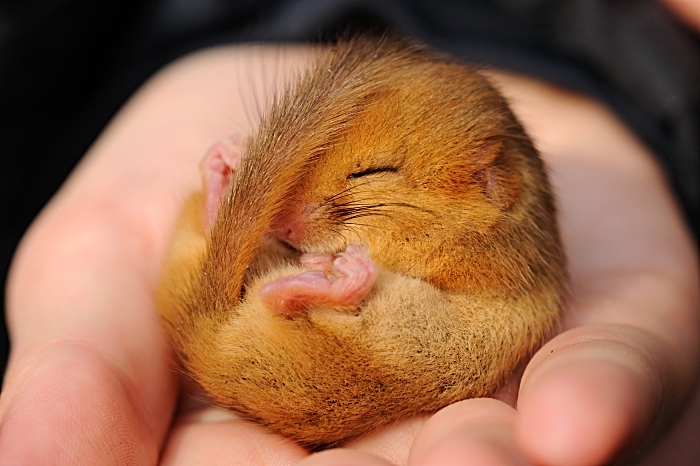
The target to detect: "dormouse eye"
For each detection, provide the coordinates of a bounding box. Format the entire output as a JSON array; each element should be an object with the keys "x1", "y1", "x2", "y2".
[{"x1": 348, "y1": 166, "x2": 398, "y2": 179}]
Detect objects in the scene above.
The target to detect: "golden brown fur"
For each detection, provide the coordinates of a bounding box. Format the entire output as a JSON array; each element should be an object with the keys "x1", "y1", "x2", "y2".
[{"x1": 158, "y1": 36, "x2": 566, "y2": 449}]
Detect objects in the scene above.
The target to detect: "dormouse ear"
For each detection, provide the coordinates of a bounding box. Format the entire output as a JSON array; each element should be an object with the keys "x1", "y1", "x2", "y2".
[
  {"x1": 472, "y1": 141, "x2": 521, "y2": 209},
  {"x1": 199, "y1": 136, "x2": 247, "y2": 230}
]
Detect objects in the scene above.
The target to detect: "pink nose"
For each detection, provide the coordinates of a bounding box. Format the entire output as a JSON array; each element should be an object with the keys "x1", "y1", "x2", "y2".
[
  {"x1": 280, "y1": 226, "x2": 296, "y2": 241},
  {"x1": 273, "y1": 205, "x2": 310, "y2": 245}
]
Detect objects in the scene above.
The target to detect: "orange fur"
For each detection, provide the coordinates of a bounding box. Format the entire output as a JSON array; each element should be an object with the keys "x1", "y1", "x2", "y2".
[{"x1": 158, "y1": 36, "x2": 566, "y2": 449}]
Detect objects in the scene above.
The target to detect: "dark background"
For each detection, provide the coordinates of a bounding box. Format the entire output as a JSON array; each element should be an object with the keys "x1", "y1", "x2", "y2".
[{"x1": 1, "y1": 0, "x2": 698, "y2": 384}]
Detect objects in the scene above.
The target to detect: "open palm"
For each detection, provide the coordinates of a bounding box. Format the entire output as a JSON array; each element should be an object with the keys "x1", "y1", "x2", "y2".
[{"x1": 1, "y1": 45, "x2": 697, "y2": 466}]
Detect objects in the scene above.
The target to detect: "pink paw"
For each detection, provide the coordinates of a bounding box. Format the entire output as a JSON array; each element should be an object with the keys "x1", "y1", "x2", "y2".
[
  {"x1": 261, "y1": 244, "x2": 378, "y2": 317},
  {"x1": 199, "y1": 135, "x2": 247, "y2": 230}
]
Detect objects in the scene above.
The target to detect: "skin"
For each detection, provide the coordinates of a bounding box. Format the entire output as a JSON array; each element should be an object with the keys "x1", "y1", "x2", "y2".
[
  {"x1": 1, "y1": 37, "x2": 698, "y2": 466},
  {"x1": 660, "y1": 0, "x2": 700, "y2": 30}
]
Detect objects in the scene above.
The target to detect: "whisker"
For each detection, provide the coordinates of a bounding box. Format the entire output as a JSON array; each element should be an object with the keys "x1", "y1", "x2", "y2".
[{"x1": 314, "y1": 182, "x2": 481, "y2": 240}]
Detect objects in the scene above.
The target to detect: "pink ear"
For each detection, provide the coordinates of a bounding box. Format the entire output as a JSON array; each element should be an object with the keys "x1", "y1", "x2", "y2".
[
  {"x1": 472, "y1": 141, "x2": 521, "y2": 209},
  {"x1": 199, "y1": 136, "x2": 247, "y2": 230}
]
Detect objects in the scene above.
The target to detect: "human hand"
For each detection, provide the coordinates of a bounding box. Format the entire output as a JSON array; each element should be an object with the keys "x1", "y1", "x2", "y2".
[{"x1": 1, "y1": 45, "x2": 697, "y2": 466}]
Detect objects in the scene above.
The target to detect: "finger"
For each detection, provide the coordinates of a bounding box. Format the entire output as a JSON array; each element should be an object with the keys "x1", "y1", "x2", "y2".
[
  {"x1": 407, "y1": 398, "x2": 529, "y2": 466},
  {"x1": 344, "y1": 417, "x2": 427, "y2": 466},
  {"x1": 639, "y1": 381, "x2": 700, "y2": 465},
  {"x1": 161, "y1": 406, "x2": 307, "y2": 466},
  {"x1": 1, "y1": 202, "x2": 178, "y2": 464},
  {"x1": 658, "y1": 0, "x2": 700, "y2": 30},
  {"x1": 496, "y1": 71, "x2": 700, "y2": 464},
  {"x1": 295, "y1": 449, "x2": 396, "y2": 466},
  {"x1": 0, "y1": 343, "x2": 168, "y2": 464},
  {"x1": 516, "y1": 325, "x2": 668, "y2": 465}
]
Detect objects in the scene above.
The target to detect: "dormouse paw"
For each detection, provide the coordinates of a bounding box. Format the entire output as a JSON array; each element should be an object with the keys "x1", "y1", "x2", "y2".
[
  {"x1": 261, "y1": 244, "x2": 378, "y2": 317},
  {"x1": 199, "y1": 135, "x2": 247, "y2": 230}
]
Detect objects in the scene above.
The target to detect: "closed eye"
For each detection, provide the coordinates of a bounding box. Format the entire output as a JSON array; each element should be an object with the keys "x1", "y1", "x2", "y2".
[{"x1": 348, "y1": 166, "x2": 398, "y2": 179}]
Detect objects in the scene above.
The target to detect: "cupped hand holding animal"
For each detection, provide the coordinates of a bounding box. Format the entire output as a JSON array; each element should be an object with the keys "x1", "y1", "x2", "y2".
[{"x1": 0, "y1": 44, "x2": 697, "y2": 466}]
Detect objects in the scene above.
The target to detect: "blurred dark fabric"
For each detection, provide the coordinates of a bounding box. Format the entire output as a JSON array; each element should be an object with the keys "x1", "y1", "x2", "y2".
[{"x1": 1, "y1": 0, "x2": 698, "y2": 383}]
